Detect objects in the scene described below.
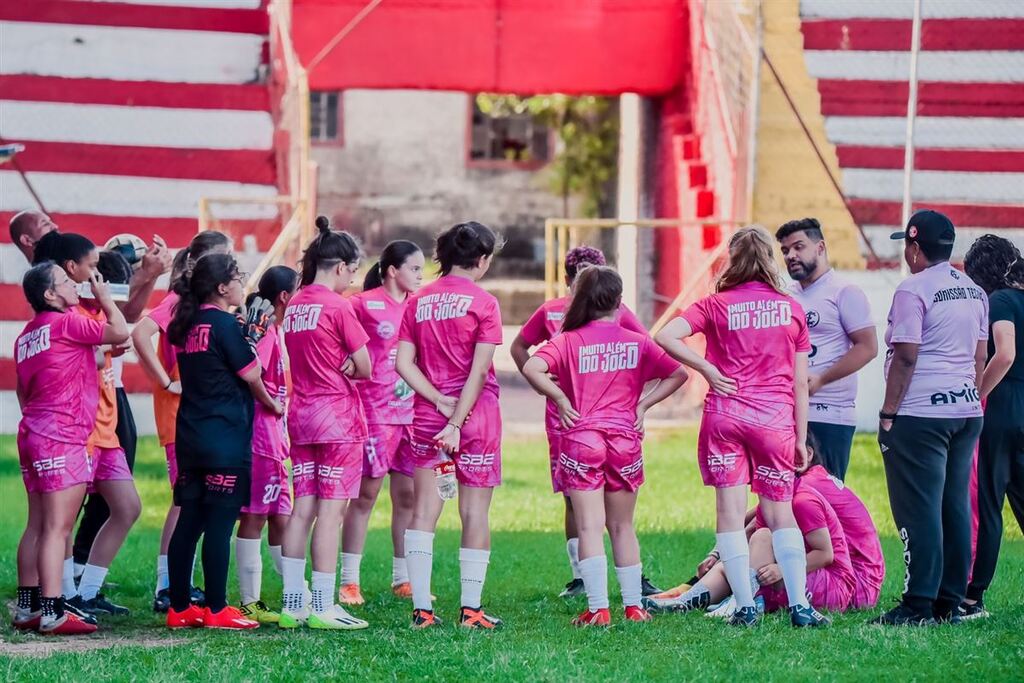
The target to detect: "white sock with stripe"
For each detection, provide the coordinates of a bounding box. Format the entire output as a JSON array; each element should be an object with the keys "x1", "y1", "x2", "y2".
[
  {"x1": 405, "y1": 529, "x2": 435, "y2": 612},
  {"x1": 459, "y1": 548, "x2": 490, "y2": 609}
]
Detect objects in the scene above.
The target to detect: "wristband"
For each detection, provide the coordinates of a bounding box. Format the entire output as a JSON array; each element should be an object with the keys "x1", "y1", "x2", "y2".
[
  {"x1": 447, "y1": 422, "x2": 462, "y2": 430},
  {"x1": 878, "y1": 410, "x2": 897, "y2": 420}
]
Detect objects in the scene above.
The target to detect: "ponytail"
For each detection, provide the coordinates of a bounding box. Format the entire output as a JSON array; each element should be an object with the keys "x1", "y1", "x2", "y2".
[
  {"x1": 562, "y1": 266, "x2": 622, "y2": 332},
  {"x1": 300, "y1": 215, "x2": 362, "y2": 287},
  {"x1": 168, "y1": 253, "x2": 239, "y2": 347},
  {"x1": 435, "y1": 221, "x2": 500, "y2": 276},
  {"x1": 171, "y1": 230, "x2": 231, "y2": 298},
  {"x1": 362, "y1": 239, "x2": 422, "y2": 291},
  {"x1": 246, "y1": 265, "x2": 298, "y2": 308}
]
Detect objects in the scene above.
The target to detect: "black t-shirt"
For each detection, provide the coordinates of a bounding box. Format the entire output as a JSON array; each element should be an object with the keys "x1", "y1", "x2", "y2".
[
  {"x1": 988, "y1": 288, "x2": 1024, "y2": 383},
  {"x1": 175, "y1": 306, "x2": 257, "y2": 470}
]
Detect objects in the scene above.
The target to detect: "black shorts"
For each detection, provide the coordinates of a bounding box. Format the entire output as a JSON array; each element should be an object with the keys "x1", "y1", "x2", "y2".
[{"x1": 173, "y1": 467, "x2": 251, "y2": 508}]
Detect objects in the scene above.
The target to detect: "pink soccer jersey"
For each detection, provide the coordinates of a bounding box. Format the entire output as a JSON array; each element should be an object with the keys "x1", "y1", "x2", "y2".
[
  {"x1": 519, "y1": 296, "x2": 646, "y2": 347},
  {"x1": 147, "y1": 290, "x2": 180, "y2": 371},
  {"x1": 884, "y1": 262, "x2": 988, "y2": 418},
  {"x1": 398, "y1": 274, "x2": 503, "y2": 402},
  {"x1": 15, "y1": 311, "x2": 106, "y2": 445},
  {"x1": 788, "y1": 270, "x2": 874, "y2": 426},
  {"x1": 681, "y1": 281, "x2": 811, "y2": 424},
  {"x1": 351, "y1": 287, "x2": 414, "y2": 425},
  {"x1": 283, "y1": 284, "x2": 370, "y2": 444},
  {"x1": 799, "y1": 465, "x2": 885, "y2": 607},
  {"x1": 251, "y1": 326, "x2": 288, "y2": 459},
  {"x1": 534, "y1": 320, "x2": 680, "y2": 432}
]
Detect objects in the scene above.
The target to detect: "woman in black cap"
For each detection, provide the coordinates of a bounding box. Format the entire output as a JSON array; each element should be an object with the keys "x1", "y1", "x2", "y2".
[
  {"x1": 961, "y1": 234, "x2": 1024, "y2": 619},
  {"x1": 874, "y1": 210, "x2": 987, "y2": 626}
]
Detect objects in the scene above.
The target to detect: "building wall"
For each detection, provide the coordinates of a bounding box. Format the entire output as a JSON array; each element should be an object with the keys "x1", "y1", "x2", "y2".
[{"x1": 312, "y1": 89, "x2": 569, "y2": 279}]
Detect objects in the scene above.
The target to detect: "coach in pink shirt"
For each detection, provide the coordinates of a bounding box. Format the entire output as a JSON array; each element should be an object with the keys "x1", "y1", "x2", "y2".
[
  {"x1": 776, "y1": 218, "x2": 878, "y2": 480},
  {"x1": 874, "y1": 210, "x2": 987, "y2": 627}
]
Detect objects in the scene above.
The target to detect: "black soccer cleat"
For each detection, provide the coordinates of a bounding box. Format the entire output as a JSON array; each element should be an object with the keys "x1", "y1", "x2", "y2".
[
  {"x1": 640, "y1": 575, "x2": 663, "y2": 597},
  {"x1": 790, "y1": 604, "x2": 830, "y2": 628},
  {"x1": 81, "y1": 593, "x2": 130, "y2": 617},
  {"x1": 64, "y1": 595, "x2": 99, "y2": 625},
  {"x1": 190, "y1": 585, "x2": 206, "y2": 607},
  {"x1": 153, "y1": 589, "x2": 171, "y2": 613},
  {"x1": 957, "y1": 601, "x2": 989, "y2": 621},
  {"x1": 559, "y1": 578, "x2": 585, "y2": 598},
  {"x1": 868, "y1": 603, "x2": 936, "y2": 627},
  {"x1": 642, "y1": 590, "x2": 711, "y2": 614},
  {"x1": 727, "y1": 605, "x2": 760, "y2": 627}
]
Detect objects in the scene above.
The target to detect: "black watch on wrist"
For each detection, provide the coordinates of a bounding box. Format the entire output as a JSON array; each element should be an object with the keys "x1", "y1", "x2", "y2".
[{"x1": 878, "y1": 410, "x2": 897, "y2": 420}]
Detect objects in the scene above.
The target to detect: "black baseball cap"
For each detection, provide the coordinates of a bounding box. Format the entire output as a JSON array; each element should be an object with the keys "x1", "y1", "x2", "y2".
[{"x1": 890, "y1": 209, "x2": 956, "y2": 245}]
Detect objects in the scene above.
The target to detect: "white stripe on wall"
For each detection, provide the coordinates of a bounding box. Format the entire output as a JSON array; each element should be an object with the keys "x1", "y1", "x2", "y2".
[
  {"x1": 805, "y1": 51, "x2": 1024, "y2": 83},
  {"x1": 824, "y1": 116, "x2": 1024, "y2": 149},
  {"x1": 0, "y1": 171, "x2": 278, "y2": 219},
  {"x1": 0, "y1": 101, "x2": 272, "y2": 150},
  {"x1": 843, "y1": 168, "x2": 1024, "y2": 203},
  {"x1": 801, "y1": 0, "x2": 1024, "y2": 20},
  {"x1": 0, "y1": 21, "x2": 264, "y2": 85}
]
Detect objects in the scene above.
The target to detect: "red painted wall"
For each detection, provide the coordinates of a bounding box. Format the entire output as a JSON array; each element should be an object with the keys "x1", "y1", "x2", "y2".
[{"x1": 293, "y1": 0, "x2": 687, "y2": 95}]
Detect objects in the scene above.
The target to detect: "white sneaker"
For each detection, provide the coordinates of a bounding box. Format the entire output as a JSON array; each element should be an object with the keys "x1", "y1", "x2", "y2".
[
  {"x1": 307, "y1": 605, "x2": 369, "y2": 631},
  {"x1": 706, "y1": 596, "x2": 737, "y2": 619}
]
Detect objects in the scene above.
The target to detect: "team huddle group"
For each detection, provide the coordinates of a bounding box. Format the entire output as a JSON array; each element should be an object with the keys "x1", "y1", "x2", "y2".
[{"x1": 8, "y1": 206, "x2": 1024, "y2": 635}]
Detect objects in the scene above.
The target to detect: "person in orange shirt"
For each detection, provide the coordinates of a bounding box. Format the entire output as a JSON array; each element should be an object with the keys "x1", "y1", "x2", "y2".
[{"x1": 132, "y1": 232, "x2": 232, "y2": 611}]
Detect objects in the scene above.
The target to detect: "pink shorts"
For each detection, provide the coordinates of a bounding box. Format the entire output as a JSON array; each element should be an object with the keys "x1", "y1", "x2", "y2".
[
  {"x1": 851, "y1": 578, "x2": 882, "y2": 610},
  {"x1": 697, "y1": 411, "x2": 796, "y2": 502},
  {"x1": 242, "y1": 454, "x2": 294, "y2": 516},
  {"x1": 87, "y1": 446, "x2": 133, "y2": 493},
  {"x1": 363, "y1": 424, "x2": 415, "y2": 479},
  {"x1": 555, "y1": 429, "x2": 644, "y2": 493},
  {"x1": 410, "y1": 392, "x2": 501, "y2": 488},
  {"x1": 17, "y1": 427, "x2": 91, "y2": 494},
  {"x1": 547, "y1": 429, "x2": 562, "y2": 493},
  {"x1": 759, "y1": 569, "x2": 854, "y2": 613},
  {"x1": 165, "y1": 443, "x2": 178, "y2": 487},
  {"x1": 291, "y1": 442, "x2": 363, "y2": 500}
]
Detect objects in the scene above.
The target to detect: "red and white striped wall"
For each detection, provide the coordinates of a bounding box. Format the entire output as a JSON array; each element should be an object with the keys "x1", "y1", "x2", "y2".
[
  {"x1": 0, "y1": 0, "x2": 278, "y2": 433},
  {"x1": 800, "y1": 0, "x2": 1024, "y2": 259}
]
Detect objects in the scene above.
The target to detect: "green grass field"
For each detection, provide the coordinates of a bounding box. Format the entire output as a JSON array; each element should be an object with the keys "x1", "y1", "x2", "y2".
[{"x1": 1, "y1": 431, "x2": 1022, "y2": 681}]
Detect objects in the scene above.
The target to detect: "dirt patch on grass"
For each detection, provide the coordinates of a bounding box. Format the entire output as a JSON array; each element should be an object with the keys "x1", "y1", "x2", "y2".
[{"x1": 0, "y1": 635, "x2": 187, "y2": 658}]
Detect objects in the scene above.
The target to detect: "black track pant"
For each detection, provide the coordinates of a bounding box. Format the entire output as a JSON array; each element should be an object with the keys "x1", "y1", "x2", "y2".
[
  {"x1": 73, "y1": 388, "x2": 138, "y2": 565},
  {"x1": 808, "y1": 421, "x2": 856, "y2": 480},
  {"x1": 967, "y1": 384, "x2": 1024, "y2": 602},
  {"x1": 168, "y1": 468, "x2": 248, "y2": 612},
  {"x1": 878, "y1": 415, "x2": 983, "y2": 615}
]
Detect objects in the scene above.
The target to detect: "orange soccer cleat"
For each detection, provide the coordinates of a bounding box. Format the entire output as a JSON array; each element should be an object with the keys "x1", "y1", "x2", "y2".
[
  {"x1": 167, "y1": 604, "x2": 205, "y2": 629},
  {"x1": 572, "y1": 608, "x2": 611, "y2": 627},
  {"x1": 202, "y1": 605, "x2": 259, "y2": 630}
]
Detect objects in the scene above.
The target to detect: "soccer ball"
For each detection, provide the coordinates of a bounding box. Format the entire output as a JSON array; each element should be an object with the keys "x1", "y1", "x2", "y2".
[{"x1": 105, "y1": 233, "x2": 148, "y2": 269}]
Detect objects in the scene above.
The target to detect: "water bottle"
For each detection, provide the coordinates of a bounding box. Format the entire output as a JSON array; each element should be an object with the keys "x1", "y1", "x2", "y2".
[{"x1": 434, "y1": 457, "x2": 457, "y2": 500}]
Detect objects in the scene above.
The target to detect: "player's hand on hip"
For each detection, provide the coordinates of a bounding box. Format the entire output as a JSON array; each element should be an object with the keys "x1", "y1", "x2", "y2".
[
  {"x1": 556, "y1": 397, "x2": 579, "y2": 430},
  {"x1": 701, "y1": 364, "x2": 738, "y2": 395}
]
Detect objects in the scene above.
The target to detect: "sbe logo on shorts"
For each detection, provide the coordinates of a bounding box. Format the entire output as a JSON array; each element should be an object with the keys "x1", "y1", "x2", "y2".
[
  {"x1": 458, "y1": 453, "x2": 495, "y2": 468},
  {"x1": 754, "y1": 466, "x2": 793, "y2": 487},
  {"x1": 293, "y1": 462, "x2": 316, "y2": 477},
  {"x1": 205, "y1": 474, "x2": 238, "y2": 493},
  {"x1": 317, "y1": 465, "x2": 344, "y2": 480},
  {"x1": 559, "y1": 453, "x2": 590, "y2": 475},
  {"x1": 34, "y1": 456, "x2": 67, "y2": 473},
  {"x1": 707, "y1": 453, "x2": 738, "y2": 473},
  {"x1": 621, "y1": 457, "x2": 644, "y2": 477}
]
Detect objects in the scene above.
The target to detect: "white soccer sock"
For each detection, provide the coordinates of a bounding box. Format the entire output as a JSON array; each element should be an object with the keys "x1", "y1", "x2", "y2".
[
  {"x1": 405, "y1": 529, "x2": 435, "y2": 612},
  {"x1": 566, "y1": 538, "x2": 582, "y2": 580},
  {"x1": 62, "y1": 558, "x2": 77, "y2": 599},
  {"x1": 77, "y1": 564, "x2": 109, "y2": 601},
  {"x1": 579, "y1": 555, "x2": 610, "y2": 611},
  {"x1": 615, "y1": 563, "x2": 643, "y2": 608},
  {"x1": 235, "y1": 537, "x2": 263, "y2": 605},
  {"x1": 459, "y1": 548, "x2": 490, "y2": 609},
  {"x1": 310, "y1": 570, "x2": 335, "y2": 615},
  {"x1": 392, "y1": 556, "x2": 409, "y2": 586},
  {"x1": 716, "y1": 531, "x2": 754, "y2": 608},
  {"x1": 269, "y1": 545, "x2": 283, "y2": 576},
  {"x1": 156, "y1": 555, "x2": 170, "y2": 594},
  {"x1": 281, "y1": 556, "x2": 307, "y2": 612},
  {"x1": 772, "y1": 527, "x2": 809, "y2": 608},
  {"x1": 341, "y1": 553, "x2": 362, "y2": 586},
  {"x1": 679, "y1": 581, "x2": 710, "y2": 603},
  {"x1": 73, "y1": 562, "x2": 86, "y2": 579}
]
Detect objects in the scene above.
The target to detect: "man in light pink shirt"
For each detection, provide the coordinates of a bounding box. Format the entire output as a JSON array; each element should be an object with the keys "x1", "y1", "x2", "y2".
[
  {"x1": 873, "y1": 210, "x2": 987, "y2": 627},
  {"x1": 777, "y1": 218, "x2": 878, "y2": 480}
]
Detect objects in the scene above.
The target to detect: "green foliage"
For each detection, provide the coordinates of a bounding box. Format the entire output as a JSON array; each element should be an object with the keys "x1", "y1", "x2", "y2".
[
  {"x1": 0, "y1": 433, "x2": 1022, "y2": 680},
  {"x1": 476, "y1": 94, "x2": 619, "y2": 217}
]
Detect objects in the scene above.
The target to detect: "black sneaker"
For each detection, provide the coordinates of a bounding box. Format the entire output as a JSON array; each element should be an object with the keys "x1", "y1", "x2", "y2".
[
  {"x1": 868, "y1": 603, "x2": 936, "y2": 627},
  {"x1": 152, "y1": 588, "x2": 171, "y2": 613},
  {"x1": 64, "y1": 595, "x2": 99, "y2": 625},
  {"x1": 790, "y1": 604, "x2": 830, "y2": 628},
  {"x1": 190, "y1": 586, "x2": 206, "y2": 607},
  {"x1": 559, "y1": 578, "x2": 585, "y2": 598},
  {"x1": 727, "y1": 605, "x2": 760, "y2": 627},
  {"x1": 81, "y1": 593, "x2": 130, "y2": 616},
  {"x1": 642, "y1": 590, "x2": 711, "y2": 614},
  {"x1": 958, "y1": 601, "x2": 989, "y2": 621},
  {"x1": 640, "y1": 575, "x2": 663, "y2": 597}
]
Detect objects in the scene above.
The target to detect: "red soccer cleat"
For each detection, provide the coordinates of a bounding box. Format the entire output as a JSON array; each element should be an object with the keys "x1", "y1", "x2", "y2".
[
  {"x1": 13, "y1": 611, "x2": 41, "y2": 632},
  {"x1": 39, "y1": 612, "x2": 98, "y2": 636},
  {"x1": 624, "y1": 605, "x2": 652, "y2": 622},
  {"x1": 572, "y1": 608, "x2": 611, "y2": 627},
  {"x1": 203, "y1": 605, "x2": 259, "y2": 630},
  {"x1": 167, "y1": 604, "x2": 205, "y2": 629}
]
